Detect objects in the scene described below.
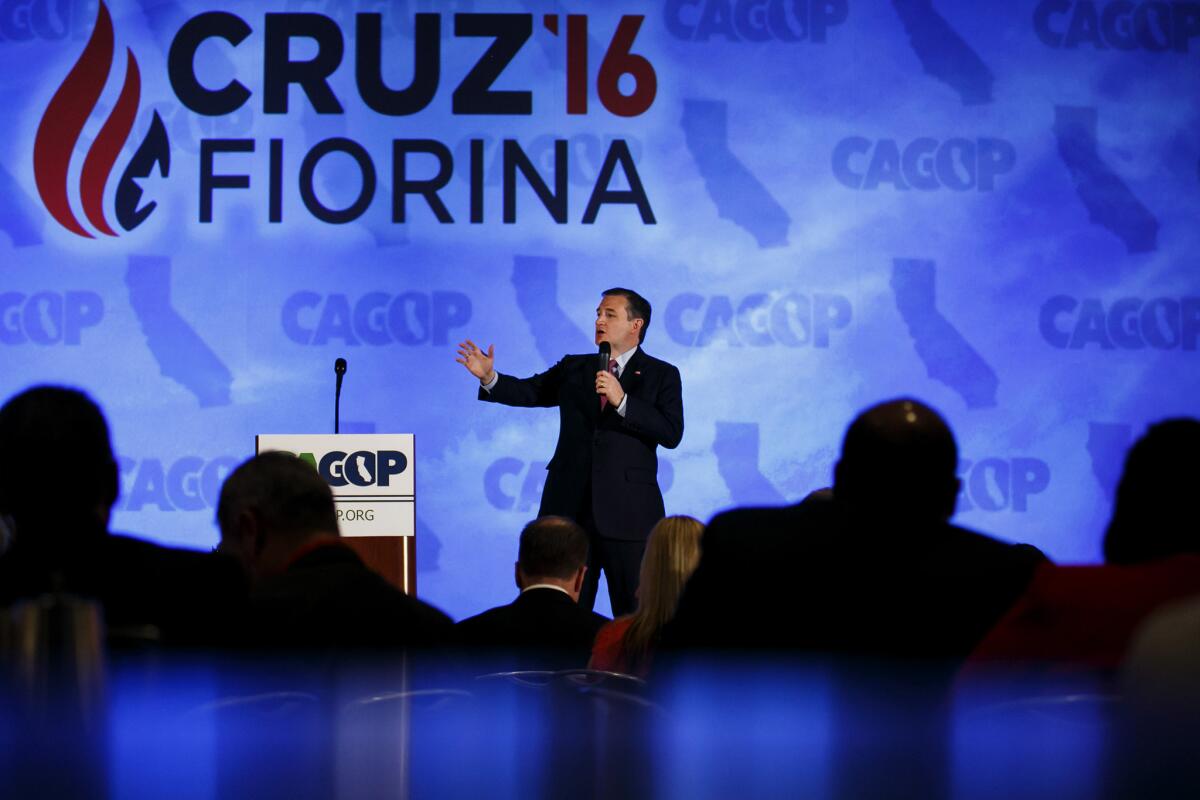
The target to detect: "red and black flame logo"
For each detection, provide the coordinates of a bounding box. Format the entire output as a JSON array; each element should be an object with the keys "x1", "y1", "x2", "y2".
[{"x1": 33, "y1": 1, "x2": 169, "y2": 239}]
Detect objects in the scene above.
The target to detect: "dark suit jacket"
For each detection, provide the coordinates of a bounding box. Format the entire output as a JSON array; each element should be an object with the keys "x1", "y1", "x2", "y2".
[
  {"x1": 250, "y1": 541, "x2": 453, "y2": 651},
  {"x1": 480, "y1": 348, "x2": 683, "y2": 541},
  {"x1": 456, "y1": 587, "x2": 609, "y2": 670},
  {"x1": 0, "y1": 527, "x2": 248, "y2": 647},
  {"x1": 663, "y1": 498, "x2": 1047, "y2": 663}
]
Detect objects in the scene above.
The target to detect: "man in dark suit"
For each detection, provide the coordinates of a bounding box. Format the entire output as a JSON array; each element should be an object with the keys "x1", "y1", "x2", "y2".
[
  {"x1": 660, "y1": 398, "x2": 1048, "y2": 800},
  {"x1": 456, "y1": 516, "x2": 608, "y2": 671},
  {"x1": 0, "y1": 385, "x2": 246, "y2": 647},
  {"x1": 665, "y1": 397, "x2": 1046, "y2": 661},
  {"x1": 457, "y1": 288, "x2": 684, "y2": 615},
  {"x1": 217, "y1": 451, "x2": 452, "y2": 650}
]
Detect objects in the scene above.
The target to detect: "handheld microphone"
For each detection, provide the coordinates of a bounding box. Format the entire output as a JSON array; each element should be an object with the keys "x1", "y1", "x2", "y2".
[
  {"x1": 334, "y1": 358, "x2": 347, "y2": 433},
  {"x1": 597, "y1": 341, "x2": 611, "y2": 373}
]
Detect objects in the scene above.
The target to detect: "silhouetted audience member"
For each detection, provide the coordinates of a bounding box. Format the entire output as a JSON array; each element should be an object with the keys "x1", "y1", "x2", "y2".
[
  {"x1": 589, "y1": 515, "x2": 703, "y2": 677},
  {"x1": 660, "y1": 398, "x2": 1048, "y2": 800},
  {"x1": 664, "y1": 397, "x2": 1047, "y2": 661},
  {"x1": 217, "y1": 451, "x2": 451, "y2": 650},
  {"x1": 457, "y1": 516, "x2": 608, "y2": 671},
  {"x1": 0, "y1": 386, "x2": 246, "y2": 646},
  {"x1": 1104, "y1": 418, "x2": 1200, "y2": 565},
  {"x1": 962, "y1": 419, "x2": 1200, "y2": 691}
]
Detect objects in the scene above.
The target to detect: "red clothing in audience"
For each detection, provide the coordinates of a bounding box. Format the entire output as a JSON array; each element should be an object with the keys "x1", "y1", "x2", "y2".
[
  {"x1": 960, "y1": 555, "x2": 1200, "y2": 686},
  {"x1": 589, "y1": 617, "x2": 642, "y2": 676}
]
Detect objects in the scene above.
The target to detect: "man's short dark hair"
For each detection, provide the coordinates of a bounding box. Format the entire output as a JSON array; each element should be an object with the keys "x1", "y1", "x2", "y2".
[
  {"x1": 602, "y1": 288, "x2": 651, "y2": 343},
  {"x1": 518, "y1": 516, "x2": 589, "y2": 580},
  {"x1": 0, "y1": 386, "x2": 117, "y2": 522},
  {"x1": 217, "y1": 452, "x2": 339, "y2": 541}
]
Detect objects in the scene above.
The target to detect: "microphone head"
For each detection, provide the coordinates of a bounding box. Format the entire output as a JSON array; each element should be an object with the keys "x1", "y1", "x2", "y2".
[
  {"x1": 334, "y1": 358, "x2": 347, "y2": 375},
  {"x1": 598, "y1": 341, "x2": 611, "y2": 359}
]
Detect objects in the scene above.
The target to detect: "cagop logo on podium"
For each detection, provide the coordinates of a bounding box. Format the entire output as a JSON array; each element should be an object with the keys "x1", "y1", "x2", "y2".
[{"x1": 255, "y1": 434, "x2": 415, "y2": 538}]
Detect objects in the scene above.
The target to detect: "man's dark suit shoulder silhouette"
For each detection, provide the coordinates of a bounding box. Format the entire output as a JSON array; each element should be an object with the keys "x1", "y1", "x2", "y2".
[
  {"x1": 664, "y1": 400, "x2": 1047, "y2": 663},
  {"x1": 0, "y1": 386, "x2": 248, "y2": 647},
  {"x1": 250, "y1": 542, "x2": 452, "y2": 650},
  {"x1": 217, "y1": 452, "x2": 452, "y2": 653},
  {"x1": 456, "y1": 516, "x2": 607, "y2": 671},
  {"x1": 457, "y1": 587, "x2": 607, "y2": 669}
]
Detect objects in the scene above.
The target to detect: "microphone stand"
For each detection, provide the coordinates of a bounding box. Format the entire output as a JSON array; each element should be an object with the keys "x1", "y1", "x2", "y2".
[{"x1": 334, "y1": 358, "x2": 346, "y2": 433}]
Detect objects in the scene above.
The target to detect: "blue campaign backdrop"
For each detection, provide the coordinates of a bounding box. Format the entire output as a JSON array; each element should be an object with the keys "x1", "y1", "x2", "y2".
[{"x1": 2, "y1": 0, "x2": 1197, "y2": 620}]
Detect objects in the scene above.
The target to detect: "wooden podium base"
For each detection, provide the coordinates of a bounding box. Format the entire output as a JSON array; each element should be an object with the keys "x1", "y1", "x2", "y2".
[{"x1": 344, "y1": 536, "x2": 418, "y2": 596}]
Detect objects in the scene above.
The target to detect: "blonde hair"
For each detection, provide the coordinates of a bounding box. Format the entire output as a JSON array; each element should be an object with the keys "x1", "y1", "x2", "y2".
[{"x1": 620, "y1": 515, "x2": 704, "y2": 671}]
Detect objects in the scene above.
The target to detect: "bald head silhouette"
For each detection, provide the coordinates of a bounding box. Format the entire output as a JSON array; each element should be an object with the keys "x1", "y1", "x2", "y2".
[{"x1": 833, "y1": 398, "x2": 960, "y2": 525}]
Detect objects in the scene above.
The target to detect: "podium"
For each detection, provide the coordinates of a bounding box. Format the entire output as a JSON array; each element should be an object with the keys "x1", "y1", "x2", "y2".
[{"x1": 256, "y1": 434, "x2": 417, "y2": 595}]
